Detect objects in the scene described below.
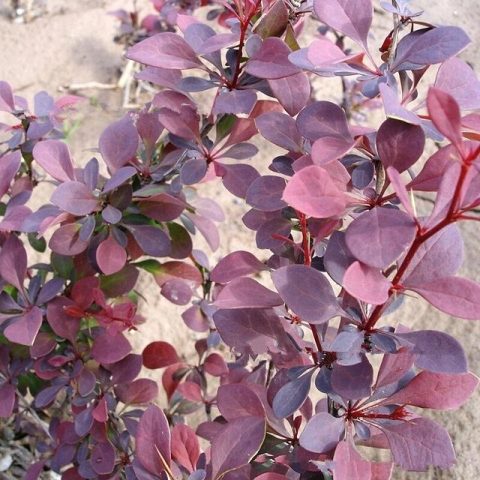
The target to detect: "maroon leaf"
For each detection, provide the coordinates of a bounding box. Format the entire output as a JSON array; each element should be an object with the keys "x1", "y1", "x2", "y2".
[
  {"x1": 136, "y1": 405, "x2": 171, "y2": 475},
  {"x1": 143, "y1": 341, "x2": 180, "y2": 369}
]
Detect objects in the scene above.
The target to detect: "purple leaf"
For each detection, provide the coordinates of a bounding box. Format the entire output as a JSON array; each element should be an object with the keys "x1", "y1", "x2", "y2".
[
  {"x1": 219, "y1": 163, "x2": 261, "y2": 198},
  {"x1": 375, "y1": 348, "x2": 416, "y2": 389},
  {"x1": 136, "y1": 404, "x2": 171, "y2": 475},
  {"x1": 91, "y1": 332, "x2": 131, "y2": 364},
  {"x1": 99, "y1": 116, "x2": 139, "y2": 172},
  {"x1": 220, "y1": 143, "x2": 258, "y2": 160},
  {"x1": 272, "y1": 265, "x2": 339, "y2": 323},
  {"x1": 49, "y1": 223, "x2": 89, "y2": 256},
  {"x1": 427, "y1": 87, "x2": 463, "y2": 149},
  {"x1": 3, "y1": 307, "x2": 43, "y2": 346},
  {"x1": 268, "y1": 72, "x2": 310, "y2": 116},
  {"x1": 212, "y1": 89, "x2": 257, "y2": 115},
  {"x1": 0, "y1": 383, "x2": 15, "y2": 417},
  {"x1": 171, "y1": 424, "x2": 200, "y2": 473},
  {"x1": 128, "y1": 225, "x2": 171, "y2": 257},
  {"x1": 0, "y1": 151, "x2": 21, "y2": 198},
  {"x1": 299, "y1": 412, "x2": 345, "y2": 453},
  {"x1": 385, "y1": 371, "x2": 478, "y2": 410},
  {"x1": 127, "y1": 32, "x2": 202, "y2": 69},
  {"x1": 410, "y1": 276, "x2": 480, "y2": 320},
  {"x1": 343, "y1": 261, "x2": 391, "y2": 305},
  {"x1": 333, "y1": 441, "x2": 393, "y2": 480},
  {"x1": 0, "y1": 81, "x2": 15, "y2": 112},
  {"x1": 102, "y1": 205, "x2": 122, "y2": 224},
  {"x1": 245, "y1": 38, "x2": 300, "y2": 79},
  {"x1": 51, "y1": 182, "x2": 99, "y2": 216},
  {"x1": 311, "y1": 136, "x2": 355, "y2": 165},
  {"x1": 397, "y1": 330, "x2": 467, "y2": 374},
  {"x1": 392, "y1": 26, "x2": 470, "y2": 72},
  {"x1": 435, "y1": 57, "x2": 480, "y2": 110},
  {"x1": 181, "y1": 159, "x2": 208, "y2": 185},
  {"x1": 272, "y1": 369, "x2": 314, "y2": 418},
  {"x1": 213, "y1": 308, "x2": 289, "y2": 356},
  {"x1": 217, "y1": 384, "x2": 265, "y2": 420},
  {"x1": 376, "y1": 119, "x2": 425, "y2": 173},
  {"x1": 210, "y1": 251, "x2": 267, "y2": 284},
  {"x1": 46, "y1": 297, "x2": 80, "y2": 343},
  {"x1": 296, "y1": 101, "x2": 351, "y2": 142},
  {"x1": 256, "y1": 112, "x2": 302, "y2": 152},
  {"x1": 402, "y1": 225, "x2": 463, "y2": 286},
  {"x1": 345, "y1": 207, "x2": 416, "y2": 268},
  {"x1": 246, "y1": 176, "x2": 287, "y2": 212},
  {"x1": 211, "y1": 417, "x2": 265, "y2": 480},
  {"x1": 96, "y1": 235, "x2": 127, "y2": 275},
  {"x1": 115, "y1": 379, "x2": 159, "y2": 405},
  {"x1": 91, "y1": 442, "x2": 115, "y2": 475},
  {"x1": 214, "y1": 277, "x2": 282, "y2": 309},
  {"x1": 314, "y1": 0, "x2": 372, "y2": 47},
  {"x1": 36, "y1": 277, "x2": 64, "y2": 305},
  {"x1": 32, "y1": 140, "x2": 75, "y2": 182},
  {"x1": 331, "y1": 355, "x2": 374, "y2": 400},
  {"x1": 381, "y1": 417, "x2": 455, "y2": 470},
  {"x1": 324, "y1": 231, "x2": 356, "y2": 284},
  {"x1": 379, "y1": 83, "x2": 421, "y2": 125},
  {"x1": 0, "y1": 235, "x2": 27, "y2": 291},
  {"x1": 283, "y1": 165, "x2": 347, "y2": 218},
  {"x1": 103, "y1": 166, "x2": 136, "y2": 193}
]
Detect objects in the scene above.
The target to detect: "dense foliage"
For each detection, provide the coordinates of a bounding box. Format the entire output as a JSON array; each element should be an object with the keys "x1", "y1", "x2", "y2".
[{"x1": 1, "y1": 0, "x2": 480, "y2": 478}]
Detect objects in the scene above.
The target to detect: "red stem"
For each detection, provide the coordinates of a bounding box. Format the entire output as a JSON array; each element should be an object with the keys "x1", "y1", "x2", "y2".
[{"x1": 364, "y1": 159, "x2": 472, "y2": 331}]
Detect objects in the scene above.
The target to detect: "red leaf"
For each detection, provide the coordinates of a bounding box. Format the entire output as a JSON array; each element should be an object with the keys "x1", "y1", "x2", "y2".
[{"x1": 143, "y1": 341, "x2": 179, "y2": 369}]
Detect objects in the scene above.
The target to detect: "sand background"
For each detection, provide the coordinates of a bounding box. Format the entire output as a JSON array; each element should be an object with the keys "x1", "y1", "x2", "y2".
[{"x1": 0, "y1": 0, "x2": 480, "y2": 478}]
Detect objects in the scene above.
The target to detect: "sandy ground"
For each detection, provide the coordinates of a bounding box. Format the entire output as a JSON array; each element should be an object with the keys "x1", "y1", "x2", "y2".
[{"x1": 0, "y1": 0, "x2": 480, "y2": 478}]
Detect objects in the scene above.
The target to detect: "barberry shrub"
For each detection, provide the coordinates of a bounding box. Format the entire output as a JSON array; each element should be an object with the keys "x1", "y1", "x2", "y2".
[{"x1": 1, "y1": 0, "x2": 480, "y2": 478}]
